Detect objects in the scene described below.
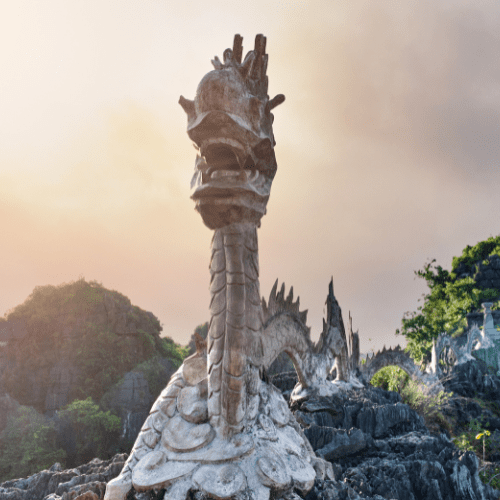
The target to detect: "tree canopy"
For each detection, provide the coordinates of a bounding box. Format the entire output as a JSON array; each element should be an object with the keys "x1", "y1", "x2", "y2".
[{"x1": 397, "y1": 236, "x2": 500, "y2": 364}]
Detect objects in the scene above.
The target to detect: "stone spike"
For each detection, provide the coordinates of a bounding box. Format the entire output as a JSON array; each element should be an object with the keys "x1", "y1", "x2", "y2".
[
  {"x1": 277, "y1": 282, "x2": 285, "y2": 303},
  {"x1": 211, "y1": 56, "x2": 223, "y2": 70},
  {"x1": 223, "y1": 48, "x2": 233, "y2": 64},
  {"x1": 295, "y1": 296, "x2": 300, "y2": 312},
  {"x1": 261, "y1": 297, "x2": 268, "y2": 320},
  {"x1": 233, "y1": 34, "x2": 243, "y2": 64},
  {"x1": 268, "y1": 94, "x2": 285, "y2": 111},
  {"x1": 285, "y1": 286, "x2": 294, "y2": 305},
  {"x1": 251, "y1": 35, "x2": 266, "y2": 82},
  {"x1": 262, "y1": 53, "x2": 268, "y2": 77},
  {"x1": 300, "y1": 310, "x2": 308, "y2": 325},
  {"x1": 241, "y1": 51, "x2": 255, "y2": 79},
  {"x1": 178, "y1": 96, "x2": 195, "y2": 116},
  {"x1": 268, "y1": 279, "x2": 279, "y2": 311}
]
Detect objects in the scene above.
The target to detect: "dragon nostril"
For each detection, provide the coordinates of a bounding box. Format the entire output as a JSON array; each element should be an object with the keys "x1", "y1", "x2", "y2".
[{"x1": 244, "y1": 156, "x2": 255, "y2": 170}]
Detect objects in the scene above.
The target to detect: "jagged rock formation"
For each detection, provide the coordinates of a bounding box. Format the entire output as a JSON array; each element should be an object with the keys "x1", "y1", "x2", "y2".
[
  {"x1": 427, "y1": 302, "x2": 500, "y2": 376},
  {"x1": 0, "y1": 454, "x2": 128, "y2": 500},
  {"x1": 3, "y1": 380, "x2": 500, "y2": 500}
]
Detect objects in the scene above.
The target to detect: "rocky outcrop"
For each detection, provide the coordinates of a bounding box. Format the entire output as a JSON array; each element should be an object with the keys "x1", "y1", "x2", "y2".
[
  {"x1": 444, "y1": 360, "x2": 500, "y2": 400},
  {"x1": 0, "y1": 393, "x2": 19, "y2": 434},
  {"x1": 296, "y1": 386, "x2": 500, "y2": 500},
  {"x1": 2, "y1": 380, "x2": 498, "y2": 500},
  {"x1": 45, "y1": 363, "x2": 81, "y2": 416},
  {"x1": 100, "y1": 372, "x2": 153, "y2": 445},
  {"x1": 0, "y1": 455, "x2": 127, "y2": 500}
]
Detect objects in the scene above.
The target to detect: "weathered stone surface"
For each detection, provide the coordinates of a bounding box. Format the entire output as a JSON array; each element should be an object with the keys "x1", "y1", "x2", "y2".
[
  {"x1": 0, "y1": 454, "x2": 128, "y2": 500},
  {"x1": 181, "y1": 355, "x2": 206, "y2": 386},
  {"x1": 100, "y1": 371, "x2": 154, "y2": 444},
  {"x1": 161, "y1": 415, "x2": 215, "y2": 453},
  {"x1": 356, "y1": 402, "x2": 426, "y2": 439},
  {"x1": 177, "y1": 382, "x2": 208, "y2": 424},
  {"x1": 192, "y1": 464, "x2": 246, "y2": 499},
  {"x1": 45, "y1": 362, "x2": 81, "y2": 415},
  {"x1": 310, "y1": 427, "x2": 368, "y2": 461},
  {"x1": 132, "y1": 452, "x2": 197, "y2": 491},
  {"x1": 0, "y1": 392, "x2": 20, "y2": 434},
  {"x1": 256, "y1": 455, "x2": 290, "y2": 489}
]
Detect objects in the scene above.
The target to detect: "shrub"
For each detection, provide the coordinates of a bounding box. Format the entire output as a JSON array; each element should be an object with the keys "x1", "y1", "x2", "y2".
[
  {"x1": 0, "y1": 406, "x2": 66, "y2": 481},
  {"x1": 159, "y1": 337, "x2": 190, "y2": 368},
  {"x1": 69, "y1": 324, "x2": 137, "y2": 402},
  {"x1": 371, "y1": 366, "x2": 409, "y2": 393},
  {"x1": 58, "y1": 397, "x2": 121, "y2": 467},
  {"x1": 400, "y1": 381, "x2": 454, "y2": 435}
]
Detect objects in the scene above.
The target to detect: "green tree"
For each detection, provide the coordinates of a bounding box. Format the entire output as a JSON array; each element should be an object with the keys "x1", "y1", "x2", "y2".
[
  {"x1": 397, "y1": 249, "x2": 499, "y2": 364},
  {"x1": 58, "y1": 398, "x2": 121, "y2": 466},
  {"x1": 0, "y1": 406, "x2": 66, "y2": 481}
]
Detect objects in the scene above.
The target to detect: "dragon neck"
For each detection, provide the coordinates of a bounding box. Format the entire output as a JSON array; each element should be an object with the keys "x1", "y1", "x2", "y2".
[{"x1": 207, "y1": 222, "x2": 263, "y2": 438}]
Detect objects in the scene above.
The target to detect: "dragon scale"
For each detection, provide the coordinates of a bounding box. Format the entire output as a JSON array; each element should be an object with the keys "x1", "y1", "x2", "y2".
[{"x1": 208, "y1": 222, "x2": 263, "y2": 436}]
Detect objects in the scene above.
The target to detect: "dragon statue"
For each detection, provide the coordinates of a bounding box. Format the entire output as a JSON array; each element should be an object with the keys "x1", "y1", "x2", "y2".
[{"x1": 104, "y1": 34, "x2": 446, "y2": 500}]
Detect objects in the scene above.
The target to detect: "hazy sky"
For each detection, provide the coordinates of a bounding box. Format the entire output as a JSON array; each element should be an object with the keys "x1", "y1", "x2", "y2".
[{"x1": 1, "y1": 0, "x2": 499, "y2": 353}]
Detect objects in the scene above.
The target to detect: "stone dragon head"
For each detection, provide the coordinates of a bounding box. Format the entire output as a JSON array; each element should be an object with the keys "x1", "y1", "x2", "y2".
[{"x1": 179, "y1": 34, "x2": 285, "y2": 229}]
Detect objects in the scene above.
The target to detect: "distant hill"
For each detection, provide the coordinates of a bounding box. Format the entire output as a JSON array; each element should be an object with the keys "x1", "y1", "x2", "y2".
[{"x1": 0, "y1": 278, "x2": 188, "y2": 415}]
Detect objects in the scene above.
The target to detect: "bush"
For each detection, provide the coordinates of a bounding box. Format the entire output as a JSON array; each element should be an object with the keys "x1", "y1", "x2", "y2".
[
  {"x1": 0, "y1": 406, "x2": 66, "y2": 481},
  {"x1": 371, "y1": 368, "x2": 454, "y2": 436},
  {"x1": 371, "y1": 366, "x2": 409, "y2": 392},
  {"x1": 69, "y1": 324, "x2": 137, "y2": 402},
  {"x1": 400, "y1": 381, "x2": 454, "y2": 435},
  {"x1": 159, "y1": 337, "x2": 190, "y2": 368},
  {"x1": 58, "y1": 398, "x2": 121, "y2": 467}
]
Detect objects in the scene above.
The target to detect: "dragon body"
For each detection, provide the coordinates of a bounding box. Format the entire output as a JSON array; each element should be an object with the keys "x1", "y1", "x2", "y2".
[{"x1": 105, "y1": 33, "x2": 451, "y2": 500}]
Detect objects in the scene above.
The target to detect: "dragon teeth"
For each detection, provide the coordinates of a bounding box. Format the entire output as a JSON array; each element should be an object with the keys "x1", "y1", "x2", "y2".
[
  {"x1": 210, "y1": 170, "x2": 240, "y2": 179},
  {"x1": 209, "y1": 169, "x2": 259, "y2": 182}
]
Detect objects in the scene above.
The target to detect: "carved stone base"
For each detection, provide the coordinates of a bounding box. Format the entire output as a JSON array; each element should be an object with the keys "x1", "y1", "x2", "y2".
[{"x1": 105, "y1": 360, "x2": 331, "y2": 500}]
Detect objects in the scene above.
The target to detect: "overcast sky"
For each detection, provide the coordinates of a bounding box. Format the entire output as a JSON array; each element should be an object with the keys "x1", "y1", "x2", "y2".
[{"x1": 1, "y1": 0, "x2": 499, "y2": 353}]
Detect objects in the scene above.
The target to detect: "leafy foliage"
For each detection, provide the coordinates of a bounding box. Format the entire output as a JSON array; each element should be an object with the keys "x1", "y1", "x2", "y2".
[
  {"x1": 0, "y1": 406, "x2": 66, "y2": 482},
  {"x1": 370, "y1": 366, "x2": 409, "y2": 393},
  {"x1": 159, "y1": 337, "x2": 190, "y2": 368},
  {"x1": 479, "y1": 465, "x2": 500, "y2": 491},
  {"x1": 58, "y1": 398, "x2": 121, "y2": 467},
  {"x1": 451, "y1": 236, "x2": 500, "y2": 274},
  {"x1": 397, "y1": 256, "x2": 499, "y2": 364}
]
